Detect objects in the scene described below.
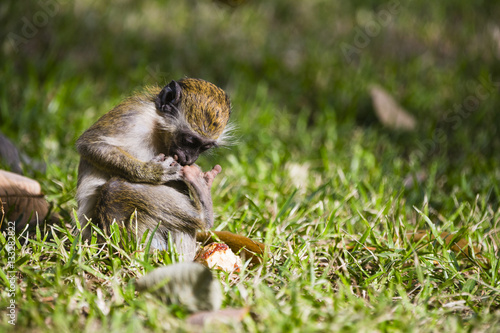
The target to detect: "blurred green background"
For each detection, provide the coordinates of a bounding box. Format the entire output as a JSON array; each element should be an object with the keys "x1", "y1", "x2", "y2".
[{"x1": 1, "y1": 0, "x2": 500, "y2": 217}]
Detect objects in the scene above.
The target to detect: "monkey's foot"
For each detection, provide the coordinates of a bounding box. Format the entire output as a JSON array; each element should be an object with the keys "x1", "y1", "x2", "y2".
[
  {"x1": 204, "y1": 165, "x2": 222, "y2": 188},
  {"x1": 182, "y1": 164, "x2": 221, "y2": 189}
]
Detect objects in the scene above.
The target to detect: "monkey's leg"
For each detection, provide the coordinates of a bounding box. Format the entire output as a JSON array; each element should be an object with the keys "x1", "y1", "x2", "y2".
[{"x1": 95, "y1": 178, "x2": 205, "y2": 261}]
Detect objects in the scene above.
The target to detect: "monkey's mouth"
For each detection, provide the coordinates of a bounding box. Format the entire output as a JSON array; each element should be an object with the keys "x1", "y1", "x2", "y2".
[
  {"x1": 171, "y1": 150, "x2": 191, "y2": 166},
  {"x1": 166, "y1": 147, "x2": 183, "y2": 164}
]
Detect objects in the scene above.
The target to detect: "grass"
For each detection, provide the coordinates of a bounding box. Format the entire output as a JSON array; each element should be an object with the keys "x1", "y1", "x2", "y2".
[{"x1": 1, "y1": 0, "x2": 500, "y2": 331}]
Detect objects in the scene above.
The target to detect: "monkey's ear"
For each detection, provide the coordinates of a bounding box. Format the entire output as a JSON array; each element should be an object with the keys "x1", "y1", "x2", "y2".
[{"x1": 155, "y1": 80, "x2": 182, "y2": 113}]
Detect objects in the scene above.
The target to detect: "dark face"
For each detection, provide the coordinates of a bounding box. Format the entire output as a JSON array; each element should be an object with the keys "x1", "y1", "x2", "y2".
[
  {"x1": 170, "y1": 130, "x2": 216, "y2": 165},
  {"x1": 155, "y1": 80, "x2": 223, "y2": 165}
]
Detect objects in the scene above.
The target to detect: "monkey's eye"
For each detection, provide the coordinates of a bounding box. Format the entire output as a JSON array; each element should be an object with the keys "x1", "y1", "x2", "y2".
[
  {"x1": 181, "y1": 136, "x2": 199, "y2": 147},
  {"x1": 201, "y1": 143, "x2": 214, "y2": 151}
]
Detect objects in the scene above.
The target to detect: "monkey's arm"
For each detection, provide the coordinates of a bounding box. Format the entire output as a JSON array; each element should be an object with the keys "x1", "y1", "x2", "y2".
[
  {"x1": 77, "y1": 138, "x2": 180, "y2": 184},
  {"x1": 180, "y1": 164, "x2": 221, "y2": 229}
]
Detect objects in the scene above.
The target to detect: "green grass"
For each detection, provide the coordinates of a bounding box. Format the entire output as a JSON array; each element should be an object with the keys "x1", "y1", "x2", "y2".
[{"x1": 1, "y1": 0, "x2": 500, "y2": 331}]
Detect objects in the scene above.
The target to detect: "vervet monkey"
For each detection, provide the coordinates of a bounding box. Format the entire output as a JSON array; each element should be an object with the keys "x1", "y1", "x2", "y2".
[{"x1": 75, "y1": 78, "x2": 231, "y2": 260}]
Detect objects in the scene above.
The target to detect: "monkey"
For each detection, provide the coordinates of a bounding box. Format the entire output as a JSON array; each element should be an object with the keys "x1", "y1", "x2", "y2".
[{"x1": 75, "y1": 78, "x2": 232, "y2": 260}]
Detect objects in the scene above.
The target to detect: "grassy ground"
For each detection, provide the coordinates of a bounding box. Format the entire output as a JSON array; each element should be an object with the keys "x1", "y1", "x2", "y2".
[{"x1": 1, "y1": 0, "x2": 500, "y2": 331}]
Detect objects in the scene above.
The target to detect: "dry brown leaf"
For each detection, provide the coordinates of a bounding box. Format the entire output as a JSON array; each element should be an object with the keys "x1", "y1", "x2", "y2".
[
  {"x1": 186, "y1": 307, "x2": 249, "y2": 328},
  {"x1": 407, "y1": 230, "x2": 481, "y2": 256},
  {"x1": 196, "y1": 230, "x2": 265, "y2": 265},
  {"x1": 490, "y1": 24, "x2": 500, "y2": 59},
  {"x1": 135, "y1": 262, "x2": 222, "y2": 313},
  {"x1": 0, "y1": 169, "x2": 49, "y2": 231},
  {"x1": 343, "y1": 230, "x2": 486, "y2": 265},
  {"x1": 403, "y1": 171, "x2": 428, "y2": 188},
  {"x1": 369, "y1": 85, "x2": 417, "y2": 131}
]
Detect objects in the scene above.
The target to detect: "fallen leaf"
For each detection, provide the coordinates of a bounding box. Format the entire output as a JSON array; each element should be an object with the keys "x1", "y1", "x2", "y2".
[
  {"x1": 135, "y1": 262, "x2": 222, "y2": 312},
  {"x1": 403, "y1": 171, "x2": 428, "y2": 188},
  {"x1": 186, "y1": 307, "x2": 249, "y2": 327},
  {"x1": 369, "y1": 85, "x2": 416, "y2": 131},
  {"x1": 407, "y1": 230, "x2": 481, "y2": 256},
  {"x1": 196, "y1": 230, "x2": 265, "y2": 265},
  {"x1": 490, "y1": 24, "x2": 500, "y2": 59},
  {"x1": 0, "y1": 169, "x2": 49, "y2": 231}
]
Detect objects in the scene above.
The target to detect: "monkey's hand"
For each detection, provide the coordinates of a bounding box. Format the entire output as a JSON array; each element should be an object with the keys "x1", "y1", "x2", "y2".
[{"x1": 150, "y1": 153, "x2": 182, "y2": 183}]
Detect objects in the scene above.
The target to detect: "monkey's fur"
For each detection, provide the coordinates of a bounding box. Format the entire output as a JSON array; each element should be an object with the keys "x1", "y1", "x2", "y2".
[{"x1": 75, "y1": 78, "x2": 231, "y2": 260}]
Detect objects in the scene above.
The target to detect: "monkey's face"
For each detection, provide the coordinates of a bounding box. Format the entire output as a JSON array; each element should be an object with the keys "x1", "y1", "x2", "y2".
[
  {"x1": 170, "y1": 130, "x2": 216, "y2": 165},
  {"x1": 155, "y1": 78, "x2": 231, "y2": 165}
]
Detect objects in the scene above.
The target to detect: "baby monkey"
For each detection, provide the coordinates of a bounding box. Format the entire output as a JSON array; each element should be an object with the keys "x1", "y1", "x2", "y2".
[{"x1": 75, "y1": 78, "x2": 231, "y2": 260}]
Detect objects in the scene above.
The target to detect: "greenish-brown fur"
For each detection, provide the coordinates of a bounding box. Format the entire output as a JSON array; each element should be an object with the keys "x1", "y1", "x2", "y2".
[
  {"x1": 75, "y1": 77, "x2": 230, "y2": 258},
  {"x1": 178, "y1": 78, "x2": 231, "y2": 140}
]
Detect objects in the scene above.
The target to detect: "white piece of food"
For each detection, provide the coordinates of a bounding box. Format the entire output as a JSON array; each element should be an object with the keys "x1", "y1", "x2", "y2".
[{"x1": 196, "y1": 243, "x2": 242, "y2": 273}]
